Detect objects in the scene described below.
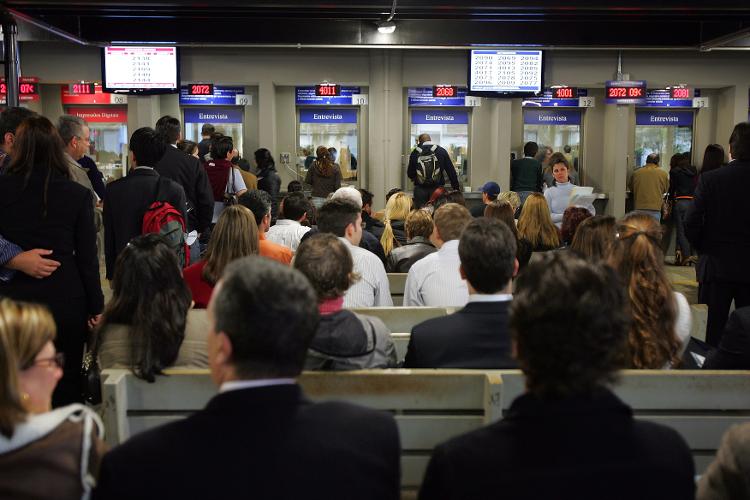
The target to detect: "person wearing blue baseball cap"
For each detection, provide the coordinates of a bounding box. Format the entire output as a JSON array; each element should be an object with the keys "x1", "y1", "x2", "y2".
[{"x1": 471, "y1": 181, "x2": 501, "y2": 217}]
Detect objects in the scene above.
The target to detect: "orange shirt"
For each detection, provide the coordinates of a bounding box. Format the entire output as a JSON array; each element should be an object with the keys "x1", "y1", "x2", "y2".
[{"x1": 259, "y1": 232, "x2": 293, "y2": 265}]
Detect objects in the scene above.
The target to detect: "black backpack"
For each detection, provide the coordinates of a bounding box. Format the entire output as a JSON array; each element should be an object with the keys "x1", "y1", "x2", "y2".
[{"x1": 414, "y1": 145, "x2": 442, "y2": 186}]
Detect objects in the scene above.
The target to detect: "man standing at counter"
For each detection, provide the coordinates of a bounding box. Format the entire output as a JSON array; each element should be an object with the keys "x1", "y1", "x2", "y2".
[{"x1": 408, "y1": 133, "x2": 460, "y2": 208}]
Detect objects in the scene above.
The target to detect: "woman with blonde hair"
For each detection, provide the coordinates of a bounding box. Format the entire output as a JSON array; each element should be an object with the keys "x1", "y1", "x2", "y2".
[
  {"x1": 305, "y1": 145, "x2": 342, "y2": 207},
  {"x1": 0, "y1": 298, "x2": 105, "y2": 499},
  {"x1": 609, "y1": 213, "x2": 691, "y2": 368},
  {"x1": 497, "y1": 191, "x2": 521, "y2": 217},
  {"x1": 380, "y1": 191, "x2": 412, "y2": 257},
  {"x1": 183, "y1": 205, "x2": 259, "y2": 308},
  {"x1": 517, "y1": 193, "x2": 560, "y2": 252}
]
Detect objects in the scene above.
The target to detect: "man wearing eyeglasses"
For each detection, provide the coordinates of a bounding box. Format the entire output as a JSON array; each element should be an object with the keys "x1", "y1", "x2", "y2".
[{"x1": 58, "y1": 115, "x2": 100, "y2": 213}]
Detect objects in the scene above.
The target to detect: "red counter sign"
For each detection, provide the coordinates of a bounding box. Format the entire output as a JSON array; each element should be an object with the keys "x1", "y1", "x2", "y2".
[
  {"x1": 67, "y1": 107, "x2": 128, "y2": 123},
  {"x1": 62, "y1": 84, "x2": 125, "y2": 104},
  {"x1": 0, "y1": 76, "x2": 41, "y2": 103}
]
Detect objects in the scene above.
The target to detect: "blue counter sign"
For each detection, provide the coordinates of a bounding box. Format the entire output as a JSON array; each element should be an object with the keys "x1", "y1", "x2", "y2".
[
  {"x1": 411, "y1": 110, "x2": 469, "y2": 125},
  {"x1": 299, "y1": 108, "x2": 358, "y2": 124},
  {"x1": 183, "y1": 107, "x2": 244, "y2": 124},
  {"x1": 407, "y1": 87, "x2": 468, "y2": 107},
  {"x1": 296, "y1": 86, "x2": 361, "y2": 105},
  {"x1": 636, "y1": 110, "x2": 693, "y2": 127},
  {"x1": 179, "y1": 86, "x2": 245, "y2": 106},
  {"x1": 523, "y1": 108, "x2": 582, "y2": 125}
]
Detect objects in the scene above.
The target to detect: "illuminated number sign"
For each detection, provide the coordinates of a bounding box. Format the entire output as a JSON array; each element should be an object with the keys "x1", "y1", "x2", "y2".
[
  {"x1": 0, "y1": 82, "x2": 38, "y2": 95},
  {"x1": 69, "y1": 83, "x2": 96, "y2": 94},
  {"x1": 553, "y1": 87, "x2": 576, "y2": 99},
  {"x1": 189, "y1": 83, "x2": 214, "y2": 96},
  {"x1": 670, "y1": 87, "x2": 692, "y2": 99},
  {"x1": 315, "y1": 84, "x2": 340, "y2": 97},
  {"x1": 605, "y1": 81, "x2": 647, "y2": 104},
  {"x1": 433, "y1": 85, "x2": 458, "y2": 98}
]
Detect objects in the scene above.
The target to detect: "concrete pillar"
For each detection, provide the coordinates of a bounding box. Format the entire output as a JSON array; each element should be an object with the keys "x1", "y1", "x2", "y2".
[
  {"x1": 127, "y1": 95, "x2": 161, "y2": 134},
  {"x1": 258, "y1": 79, "x2": 277, "y2": 161},
  {"x1": 489, "y1": 99, "x2": 512, "y2": 192},
  {"x1": 602, "y1": 104, "x2": 630, "y2": 218},
  {"x1": 368, "y1": 50, "x2": 403, "y2": 210},
  {"x1": 716, "y1": 86, "x2": 749, "y2": 153}
]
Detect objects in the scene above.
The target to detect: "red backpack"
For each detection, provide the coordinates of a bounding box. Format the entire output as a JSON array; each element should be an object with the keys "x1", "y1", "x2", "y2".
[{"x1": 142, "y1": 178, "x2": 190, "y2": 268}]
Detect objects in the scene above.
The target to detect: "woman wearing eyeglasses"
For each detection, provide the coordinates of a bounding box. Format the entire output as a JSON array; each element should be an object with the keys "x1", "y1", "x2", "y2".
[{"x1": 0, "y1": 298, "x2": 105, "y2": 499}]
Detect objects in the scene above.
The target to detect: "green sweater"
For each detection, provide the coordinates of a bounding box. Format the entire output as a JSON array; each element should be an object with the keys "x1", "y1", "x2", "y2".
[{"x1": 510, "y1": 157, "x2": 543, "y2": 192}]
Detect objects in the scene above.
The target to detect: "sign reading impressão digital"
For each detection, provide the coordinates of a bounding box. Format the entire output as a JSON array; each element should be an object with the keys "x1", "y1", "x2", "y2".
[
  {"x1": 299, "y1": 109, "x2": 358, "y2": 124},
  {"x1": 407, "y1": 87, "x2": 468, "y2": 107},
  {"x1": 635, "y1": 110, "x2": 693, "y2": 127},
  {"x1": 179, "y1": 86, "x2": 245, "y2": 105},
  {"x1": 183, "y1": 108, "x2": 244, "y2": 124},
  {"x1": 410, "y1": 110, "x2": 469, "y2": 125},
  {"x1": 296, "y1": 86, "x2": 361, "y2": 105},
  {"x1": 523, "y1": 109, "x2": 582, "y2": 126}
]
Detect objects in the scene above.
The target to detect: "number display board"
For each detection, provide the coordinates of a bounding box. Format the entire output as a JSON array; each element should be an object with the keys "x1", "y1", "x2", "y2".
[
  {"x1": 605, "y1": 80, "x2": 647, "y2": 105},
  {"x1": 407, "y1": 87, "x2": 468, "y2": 107},
  {"x1": 179, "y1": 86, "x2": 245, "y2": 106},
  {"x1": 188, "y1": 84, "x2": 214, "y2": 96},
  {"x1": 102, "y1": 46, "x2": 179, "y2": 94},
  {"x1": 468, "y1": 50, "x2": 543, "y2": 97},
  {"x1": 522, "y1": 88, "x2": 588, "y2": 108},
  {"x1": 295, "y1": 86, "x2": 361, "y2": 105}
]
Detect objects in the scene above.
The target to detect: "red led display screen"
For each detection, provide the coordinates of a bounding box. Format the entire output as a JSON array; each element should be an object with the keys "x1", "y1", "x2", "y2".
[
  {"x1": 315, "y1": 84, "x2": 340, "y2": 97},
  {"x1": 433, "y1": 85, "x2": 458, "y2": 98},
  {"x1": 670, "y1": 87, "x2": 691, "y2": 99},
  {"x1": 553, "y1": 87, "x2": 576, "y2": 99},
  {"x1": 607, "y1": 86, "x2": 644, "y2": 98},
  {"x1": 189, "y1": 84, "x2": 214, "y2": 95},
  {"x1": 70, "y1": 83, "x2": 96, "y2": 95},
  {"x1": 0, "y1": 82, "x2": 38, "y2": 95}
]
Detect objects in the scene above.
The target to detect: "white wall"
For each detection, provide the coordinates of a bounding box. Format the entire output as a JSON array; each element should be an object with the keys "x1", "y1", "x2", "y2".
[{"x1": 19, "y1": 42, "x2": 750, "y2": 212}]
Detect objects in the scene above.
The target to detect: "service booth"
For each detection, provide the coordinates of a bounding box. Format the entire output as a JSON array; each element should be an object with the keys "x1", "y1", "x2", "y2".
[
  {"x1": 295, "y1": 86, "x2": 363, "y2": 185},
  {"x1": 62, "y1": 84, "x2": 129, "y2": 181},
  {"x1": 180, "y1": 85, "x2": 248, "y2": 155},
  {"x1": 405, "y1": 87, "x2": 471, "y2": 187}
]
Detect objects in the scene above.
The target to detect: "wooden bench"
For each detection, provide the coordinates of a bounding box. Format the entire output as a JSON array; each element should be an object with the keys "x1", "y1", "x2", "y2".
[
  {"x1": 350, "y1": 306, "x2": 452, "y2": 334},
  {"x1": 388, "y1": 273, "x2": 407, "y2": 306},
  {"x1": 101, "y1": 369, "x2": 503, "y2": 491},
  {"x1": 497, "y1": 370, "x2": 750, "y2": 473}
]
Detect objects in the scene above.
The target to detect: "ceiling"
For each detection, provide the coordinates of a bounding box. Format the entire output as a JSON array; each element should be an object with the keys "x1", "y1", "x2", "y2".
[{"x1": 5, "y1": 1, "x2": 750, "y2": 50}]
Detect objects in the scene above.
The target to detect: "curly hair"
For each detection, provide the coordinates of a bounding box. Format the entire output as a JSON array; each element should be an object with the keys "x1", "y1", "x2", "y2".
[
  {"x1": 314, "y1": 145, "x2": 335, "y2": 177},
  {"x1": 512, "y1": 252, "x2": 630, "y2": 397},
  {"x1": 560, "y1": 206, "x2": 592, "y2": 246},
  {"x1": 609, "y1": 212, "x2": 680, "y2": 369}
]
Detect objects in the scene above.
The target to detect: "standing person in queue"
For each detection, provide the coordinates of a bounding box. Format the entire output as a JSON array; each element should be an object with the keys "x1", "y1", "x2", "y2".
[
  {"x1": 510, "y1": 141, "x2": 544, "y2": 207},
  {"x1": 419, "y1": 253, "x2": 695, "y2": 500},
  {"x1": 305, "y1": 145, "x2": 342, "y2": 209},
  {"x1": 686, "y1": 122, "x2": 750, "y2": 348},
  {"x1": 154, "y1": 115, "x2": 214, "y2": 263},
  {"x1": 408, "y1": 133, "x2": 460, "y2": 209},
  {"x1": 668, "y1": 153, "x2": 697, "y2": 266},
  {"x1": 699, "y1": 143, "x2": 726, "y2": 176},
  {"x1": 255, "y1": 148, "x2": 281, "y2": 222},
  {"x1": 197, "y1": 123, "x2": 214, "y2": 161},
  {"x1": 0, "y1": 116, "x2": 103, "y2": 406},
  {"x1": 94, "y1": 256, "x2": 401, "y2": 500},
  {"x1": 204, "y1": 135, "x2": 247, "y2": 224},
  {"x1": 629, "y1": 153, "x2": 668, "y2": 223},
  {"x1": 0, "y1": 106, "x2": 36, "y2": 173}
]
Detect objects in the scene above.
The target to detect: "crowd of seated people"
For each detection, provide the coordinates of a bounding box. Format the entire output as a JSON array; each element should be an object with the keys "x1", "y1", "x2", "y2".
[{"x1": 2, "y1": 106, "x2": 750, "y2": 499}]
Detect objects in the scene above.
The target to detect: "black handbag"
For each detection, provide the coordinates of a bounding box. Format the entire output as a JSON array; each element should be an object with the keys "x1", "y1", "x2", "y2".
[
  {"x1": 223, "y1": 167, "x2": 238, "y2": 206},
  {"x1": 81, "y1": 348, "x2": 102, "y2": 406}
]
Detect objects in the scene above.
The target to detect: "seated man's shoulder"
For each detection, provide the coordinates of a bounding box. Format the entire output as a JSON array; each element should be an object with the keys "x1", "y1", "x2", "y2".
[
  {"x1": 298, "y1": 399, "x2": 398, "y2": 442},
  {"x1": 408, "y1": 250, "x2": 439, "y2": 274}
]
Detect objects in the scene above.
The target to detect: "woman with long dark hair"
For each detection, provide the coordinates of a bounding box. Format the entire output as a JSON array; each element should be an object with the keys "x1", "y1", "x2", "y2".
[
  {"x1": 700, "y1": 144, "x2": 725, "y2": 175},
  {"x1": 484, "y1": 200, "x2": 532, "y2": 271},
  {"x1": 609, "y1": 213, "x2": 691, "y2": 368},
  {"x1": 0, "y1": 116, "x2": 103, "y2": 406},
  {"x1": 305, "y1": 145, "x2": 342, "y2": 207},
  {"x1": 95, "y1": 234, "x2": 202, "y2": 381}
]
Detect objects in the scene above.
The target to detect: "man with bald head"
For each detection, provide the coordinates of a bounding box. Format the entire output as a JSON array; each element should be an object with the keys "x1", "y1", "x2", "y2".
[{"x1": 407, "y1": 133, "x2": 460, "y2": 208}]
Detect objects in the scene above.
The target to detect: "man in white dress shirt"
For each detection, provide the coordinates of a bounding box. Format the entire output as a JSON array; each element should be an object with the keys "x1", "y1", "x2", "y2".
[
  {"x1": 266, "y1": 192, "x2": 311, "y2": 252},
  {"x1": 404, "y1": 203, "x2": 473, "y2": 307},
  {"x1": 316, "y1": 199, "x2": 393, "y2": 308}
]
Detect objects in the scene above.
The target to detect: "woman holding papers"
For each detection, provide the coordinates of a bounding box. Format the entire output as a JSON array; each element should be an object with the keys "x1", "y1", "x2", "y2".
[{"x1": 544, "y1": 153, "x2": 595, "y2": 228}]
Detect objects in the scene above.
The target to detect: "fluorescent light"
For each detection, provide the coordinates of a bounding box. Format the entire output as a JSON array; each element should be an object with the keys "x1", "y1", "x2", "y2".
[{"x1": 377, "y1": 21, "x2": 396, "y2": 34}]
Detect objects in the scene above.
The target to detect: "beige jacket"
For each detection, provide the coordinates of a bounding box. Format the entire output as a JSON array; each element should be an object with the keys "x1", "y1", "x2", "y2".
[
  {"x1": 65, "y1": 153, "x2": 102, "y2": 232},
  {"x1": 630, "y1": 163, "x2": 669, "y2": 211},
  {"x1": 697, "y1": 422, "x2": 750, "y2": 500}
]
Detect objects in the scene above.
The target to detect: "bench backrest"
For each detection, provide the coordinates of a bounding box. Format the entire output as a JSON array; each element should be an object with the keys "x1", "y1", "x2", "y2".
[
  {"x1": 349, "y1": 306, "x2": 452, "y2": 333},
  {"x1": 101, "y1": 368, "x2": 502, "y2": 489},
  {"x1": 498, "y1": 370, "x2": 750, "y2": 473},
  {"x1": 387, "y1": 273, "x2": 407, "y2": 306}
]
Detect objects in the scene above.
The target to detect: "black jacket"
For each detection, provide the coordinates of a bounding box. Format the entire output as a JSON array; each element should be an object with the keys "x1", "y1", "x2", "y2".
[
  {"x1": 386, "y1": 237, "x2": 436, "y2": 273},
  {"x1": 669, "y1": 165, "x2": 697, "y2": 198},
  {"x1": 703, "y1": 306, "x2": 750, "y2": 369},
  {"x1": 362, "y1": 211, "x2": 384, "y2": 233},
  {"x1": 371, "y1": 220, "x2": 407, "y2": 248},
  {"x1": 104, "y1": 168, "x2": 187, "y2": 279},
  {"x1": 0, "y1": 168, "x2": 103, "y2": 315},
  {"x1": 407, "y1": 143, "x2": 460, "y2": 190},
  {"x1": 94, "y1": 385, "x2": 401, "y2": 500},
  {"x1": 419, "y1": 389, "x2": 695, "y2": 500},
  {"x1": 154, "y1": 146, "x2": 213, "y2": 233},
  {"x1": 685, "y1": 160, "x2": 750, "y2": 283},
  {"x1": 404, "y1": 300, "x2": 516, "y2": 369},
  {"x1": 258, "y1": 166, "x2": 282, "y2": 222}
]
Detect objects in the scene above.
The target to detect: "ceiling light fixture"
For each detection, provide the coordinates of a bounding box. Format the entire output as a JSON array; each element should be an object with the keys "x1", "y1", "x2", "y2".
[{"x1": 376, "y1": 0, "x2": 397, "y2": 34}]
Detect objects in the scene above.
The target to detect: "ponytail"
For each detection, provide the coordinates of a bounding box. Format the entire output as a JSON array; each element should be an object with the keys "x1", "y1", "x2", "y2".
[{"x1": 381, "y1": 220, "x2": 395, "y2": 257}]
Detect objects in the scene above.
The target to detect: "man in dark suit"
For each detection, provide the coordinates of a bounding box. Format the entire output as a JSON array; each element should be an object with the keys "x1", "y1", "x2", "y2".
[
  {"x1": 686, "y1": 122, "x2": 750, "y2": 347},
  {"x1": 103, "y1": 127, "x2": 186, "y2": 279},
  {"x1": 703, "y1": 306, "x2": 750, "y2": 369},
  {"x1": 419, "y1": 253, "x2": 695, "y2": 500},
  {"x1": 404, "y1": 218, "x2": 517, "y2": 368},
  {"x1": 154, "y1": 115, "x2": 213, "y2": 261},
  {"x1": 94, "y1": 257, "x2": 401, "y2": 500},
  {"x1": 510, "y1": 141, "x2": 544, "y2": 206}
]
